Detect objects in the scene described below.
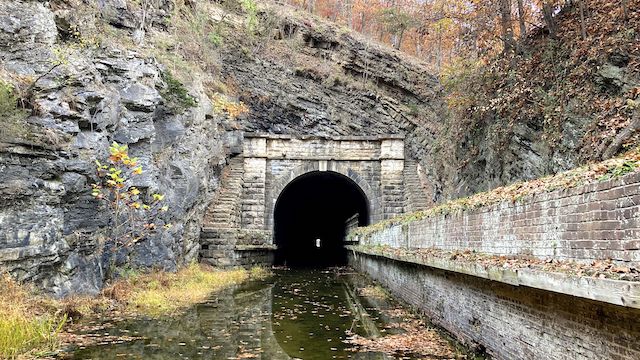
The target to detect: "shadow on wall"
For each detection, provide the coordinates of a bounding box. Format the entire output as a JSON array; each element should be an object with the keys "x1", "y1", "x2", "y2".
[{"x1": 274, "y1": 171, "x2": 369, "y2": 268}]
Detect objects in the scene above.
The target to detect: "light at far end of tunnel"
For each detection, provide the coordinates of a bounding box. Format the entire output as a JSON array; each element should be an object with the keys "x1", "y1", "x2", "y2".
[{"x1": 274, "y1": 171, "x2": 370, "y2": 268}]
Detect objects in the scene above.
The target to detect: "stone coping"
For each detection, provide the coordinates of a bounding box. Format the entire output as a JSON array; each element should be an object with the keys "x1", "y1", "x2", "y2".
[
  {"x1": 244, "y1": 133, "x2": 405, "y2": 141},
  {"x1": 260, "y1": 156, "x2": 401, "y2": 161},
  {"x1": 234, "y1": 244, "x2": 278, "y2": 251},
  {"x1": 348, "y1": 245, "x2": 640, "y2": 309}
]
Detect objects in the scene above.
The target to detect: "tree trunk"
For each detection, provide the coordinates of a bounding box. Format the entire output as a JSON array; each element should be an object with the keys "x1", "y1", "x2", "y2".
[
  {"x1": 622, "y1": 0, "x2": 629, "y2": 21},
  {"x1": 603, "y1": 109, "x2": 640, "y2": 159},
  {"x1": 436, "y1": 31, "x2": 442, "y2": 73},
  {"x1": 578, "y1": 0, "x2": 587, "y2": 40},
  {"x1": 542, "y1": 1, "x2": 557, "y2": 40},
  {"x1": 345, "y1": 0, "x2": 353, "y2": 29},
  {"x1": 395, "y1": 27, "x2": 405, "y2": 50},
  {"x1": 516, "y1": 0, "x2": 527, "y2": 40},
  {"x1": 499, "y1": 0, "x2": 515, "y2": 53}
]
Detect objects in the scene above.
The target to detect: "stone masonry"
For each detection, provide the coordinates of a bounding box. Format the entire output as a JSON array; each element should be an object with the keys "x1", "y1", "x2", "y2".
[
  {"x1": 200, "y1": 133, "x2": 429, "y2": 267},
  {"x1": 351, "y1": 255, "x2": 640, "y2": 360}
]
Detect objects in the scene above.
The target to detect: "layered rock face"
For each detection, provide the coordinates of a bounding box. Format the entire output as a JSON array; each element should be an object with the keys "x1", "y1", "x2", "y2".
[
  {"x1": 0, "y1": 0, "x2": 451, "y2": 296},
  {"x1": 222, "y1": 7, "x2": 445, "y2": 201},
  {"x1": 0, "y1": 1, "x2": 231, "y2": 296}
]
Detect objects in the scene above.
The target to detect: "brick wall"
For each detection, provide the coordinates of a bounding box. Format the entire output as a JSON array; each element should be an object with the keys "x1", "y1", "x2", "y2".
[
  {"x1": 351, "y1": 254, "x2": 640, "y2": 360},
  {"x1": 350, "y1": 171, "x2": 640, "y2": 359},
  {"x1": 361, "y1": 171, "x2": 640, "y2": 264}
]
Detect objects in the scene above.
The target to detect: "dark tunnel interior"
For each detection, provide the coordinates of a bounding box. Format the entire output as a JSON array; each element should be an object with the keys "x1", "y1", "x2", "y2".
[{"x1": 274, "y1": 171, "x2": 370, "y2": 268}]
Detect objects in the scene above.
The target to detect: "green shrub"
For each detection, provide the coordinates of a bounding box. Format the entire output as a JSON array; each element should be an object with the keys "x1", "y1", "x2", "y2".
[
  {"x1": 0, "y1": 80, "x2": 30, "y2": 141},
  {"x1": 160, "y1": 72, "x2": 197, "y2": 112},
  {"x1": 208, "y1": 31, "x2": 223, "y2": 47},
  {"x1": 241, "y1": 0, "x2": 258, "y2": 33},
  {"x1": 0, "y1": 80, "x2": 28, "y2": 119}
]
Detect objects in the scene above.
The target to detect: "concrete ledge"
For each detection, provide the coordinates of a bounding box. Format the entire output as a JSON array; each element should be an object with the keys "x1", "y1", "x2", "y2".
[{"x1": 348, "y1": 245, "x2": 640, "y2": 309}]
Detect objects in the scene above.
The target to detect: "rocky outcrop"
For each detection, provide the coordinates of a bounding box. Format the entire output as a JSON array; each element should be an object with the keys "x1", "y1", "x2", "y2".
[
  {"x1": 0, "y1": 0, "x2": 456, "y2": 296},
  {"x1": 0, "y1": 0, "x2": 234, "y2": 297}
]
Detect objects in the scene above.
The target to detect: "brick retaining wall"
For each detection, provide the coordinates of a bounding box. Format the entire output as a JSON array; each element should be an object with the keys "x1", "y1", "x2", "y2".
[
  {"x1": 358, "y1": 171, "x2": 640, "y2": 264},
  {"x1": 350, "y1": 254, "x2": 640, "y2": 360},
  {"x1": 349, "y1": 171, "x2": 640, "y2": 359}
]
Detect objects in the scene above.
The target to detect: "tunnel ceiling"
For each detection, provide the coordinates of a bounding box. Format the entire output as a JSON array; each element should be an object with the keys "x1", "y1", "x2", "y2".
[{"x1": 274, "y1": 171, "x2": 369, "y2": 268}]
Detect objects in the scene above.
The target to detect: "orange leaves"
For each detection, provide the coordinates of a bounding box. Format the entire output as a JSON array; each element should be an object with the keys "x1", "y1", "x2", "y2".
[
  {"x1": 360, "y1": 245, "x2": 640, "y2": 281},
  {"x1": 211, "y1": 93, "x2": 249, "y2": 119},
  {"x1": 344, "y1": 306, "x2": 459, "y2": 358}
]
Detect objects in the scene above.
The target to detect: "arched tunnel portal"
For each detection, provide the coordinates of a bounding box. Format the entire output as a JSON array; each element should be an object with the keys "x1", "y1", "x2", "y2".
[
  {"x1": 273, "y1": 171, "x2": 370, "y2": 267},
  {"x1": 200, "y1": 135, "x2": 416, "y2": 269}
]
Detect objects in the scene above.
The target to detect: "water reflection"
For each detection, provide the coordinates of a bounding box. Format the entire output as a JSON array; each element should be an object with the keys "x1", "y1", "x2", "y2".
[{"x1": 65, "y1": 270, "x2": 457, "y2": 360}]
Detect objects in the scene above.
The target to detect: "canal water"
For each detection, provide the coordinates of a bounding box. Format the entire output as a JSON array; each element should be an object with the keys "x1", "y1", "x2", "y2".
[{"x1": 65, "y1": 270, "x2": 465, "y2": 359}]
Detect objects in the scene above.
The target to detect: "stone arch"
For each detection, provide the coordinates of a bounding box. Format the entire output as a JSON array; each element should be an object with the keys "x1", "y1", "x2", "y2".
[{"x1": 265, "y1": 161, "x2": 382, "y2": 232}]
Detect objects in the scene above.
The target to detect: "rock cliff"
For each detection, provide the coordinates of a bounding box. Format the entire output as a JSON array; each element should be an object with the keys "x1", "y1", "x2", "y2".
[
  {"x1": 0, "y1": 0, "x2": 234, "y2": 296},
  {"x1": 0, "y1": 0, "x2": 446, "y2": 295}
]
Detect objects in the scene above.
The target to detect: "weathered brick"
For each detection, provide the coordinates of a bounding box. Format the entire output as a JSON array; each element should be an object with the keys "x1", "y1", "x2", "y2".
[{"x1": 351, "y1": 254, "x2": 640, "y2": 360}]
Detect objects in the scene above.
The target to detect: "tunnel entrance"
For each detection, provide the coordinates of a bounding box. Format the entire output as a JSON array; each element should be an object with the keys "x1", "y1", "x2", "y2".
[{"x1": 274, "y1": 171, "x2": 370, "y2": 268}]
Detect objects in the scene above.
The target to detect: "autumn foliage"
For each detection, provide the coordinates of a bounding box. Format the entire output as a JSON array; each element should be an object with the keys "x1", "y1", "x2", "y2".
[
  {"x1": 92, "y1": 142, "x2": 170, "y2": 273},
  {"x1": 284, "y1": 0, "x2": 635, "y2": 72}
]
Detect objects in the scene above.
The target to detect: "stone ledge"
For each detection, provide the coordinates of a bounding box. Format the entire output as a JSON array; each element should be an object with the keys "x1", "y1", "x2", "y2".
[
  {"x1": 234, "y1": 245, "x2": 277, "y2": 251},
  {"x1": 244, "y1": 133, "x2": 405, "y2": 141},
  {"x1": 0, "y1": 244, "x2": 64, "y2": 262},
  {"x1": 348, "y1": 245, "x2": 640, "y2": 309}
]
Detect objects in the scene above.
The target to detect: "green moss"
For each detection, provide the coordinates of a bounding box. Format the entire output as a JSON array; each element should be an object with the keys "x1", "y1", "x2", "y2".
[
  {"x1": 406, "y1": 102, "x2": 419, "y2": 116},
  {"x1": 207, "y1": 31, "x2": 223, "y2": 47},
  {"x1": 598, "y1": 159, "x2": 639, "y2": 180}
]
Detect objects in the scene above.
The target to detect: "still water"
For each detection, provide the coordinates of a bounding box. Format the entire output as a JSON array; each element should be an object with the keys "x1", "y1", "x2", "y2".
[{"x1": 65, "y1": 270, "x2": 464, "y2": 359}]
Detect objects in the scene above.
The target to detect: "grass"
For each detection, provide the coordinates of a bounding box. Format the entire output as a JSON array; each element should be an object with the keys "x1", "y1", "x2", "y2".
[
  {"x1": 107, "y1": 263, "x2": 271, "y2": 317},
  {"x1": 0, "y1": 274, "x2": 67, "y2": 359},
  {"x1": 0, "y1": 78, "x2": 30, "y2": 142},
  {"x1": 0, "y1": 264, "x2": 271, "y2": 358},
  {"x1": 160, "y1": 71, "x2": 198, "y2": 113}
]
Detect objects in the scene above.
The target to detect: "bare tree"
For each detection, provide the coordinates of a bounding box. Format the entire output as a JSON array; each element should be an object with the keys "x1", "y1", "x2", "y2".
[
  {"x1": 516, "y1": 0, "x2": 527, "y2": 40},
  {"x1": 306, "y1": 0, "x2": 315, "y2": 13},
  {"x1": 499, "y1": 0, "x2": 515, "y2": 53},
  {"x1": 541, "y1": 1, "x2": 557, "y2": 40},
  {"x1": 578, "y1": 0, "x2": 587, "y2": 40}
]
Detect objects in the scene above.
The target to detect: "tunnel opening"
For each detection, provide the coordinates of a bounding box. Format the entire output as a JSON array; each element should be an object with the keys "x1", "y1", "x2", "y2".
[{"x1": 274, "y1": 171, "x2": 370, "y2": 268}]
